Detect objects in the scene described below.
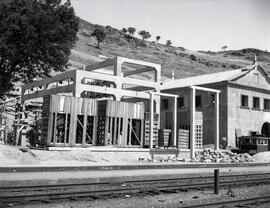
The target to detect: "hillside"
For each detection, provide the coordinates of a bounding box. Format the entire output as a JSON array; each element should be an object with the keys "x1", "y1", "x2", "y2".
[{"x1": 69, "y1": 19, "x2": 270, "y2": 81}]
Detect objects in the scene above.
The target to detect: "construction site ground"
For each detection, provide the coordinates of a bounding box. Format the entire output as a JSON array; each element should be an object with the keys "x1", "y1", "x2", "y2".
[
  {"x1": 1, "y1": 143, "x2": 270, "y2": 168},
  {"x1": 2, "y1": 143, "x2": 270, "y2": 207}
]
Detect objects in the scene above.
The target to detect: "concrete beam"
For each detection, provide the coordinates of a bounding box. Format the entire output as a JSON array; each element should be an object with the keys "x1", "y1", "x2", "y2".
[
  {"x1": 78, "y1": 85, "x2": 151, "y2": 100},
  {"x1": 84, "y1": 58, "x2": 116, "y2": 71},
  {"x1": 123, "y1": 67, "x2": 154, "y2": 77},
  {"x1": 21, "y1": 70, "x2": 76, "y2": 93},
  {"x1": 119, "y1": 57, "x2": 161, "y2": 70},
  {"x1": 190, "y1": 85, "x2": 220, "y2": 93},
  {"x1": 21, "y1": 85, "x2": 74, "y2": 101},
  {"x1": 77, "y1": 70, "x2": 160, "y2": 90}
]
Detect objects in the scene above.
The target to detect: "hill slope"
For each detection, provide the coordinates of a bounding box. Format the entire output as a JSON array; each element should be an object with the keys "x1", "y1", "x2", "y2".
[{"x1": 69, "y1": 19, "x2": 270, "y2": 81}]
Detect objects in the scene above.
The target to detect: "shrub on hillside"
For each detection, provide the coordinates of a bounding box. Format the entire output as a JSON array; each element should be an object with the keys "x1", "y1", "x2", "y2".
[{"x1": 190, "y1": 54, "x2": 197, "y2": 61}]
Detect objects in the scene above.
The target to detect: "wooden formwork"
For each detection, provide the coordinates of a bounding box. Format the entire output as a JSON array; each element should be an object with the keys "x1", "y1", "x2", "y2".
[
  {"x1": 97, "y1": 100, "x2": 145, "y2": 147},
  {"x1": 41, "y1": 95, "x2": 97, "y2": 147},
  {"x1": 41, "y1": 95, "x2": 145, "y2": 147}
]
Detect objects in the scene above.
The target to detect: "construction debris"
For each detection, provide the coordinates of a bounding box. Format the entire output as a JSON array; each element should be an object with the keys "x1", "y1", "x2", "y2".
[
  {"x1": 195, "y1": 149, "x2": 254, "y2": 163},
  {"x1": 138, "y1": 149, "x2": 256, "y2": 163}
]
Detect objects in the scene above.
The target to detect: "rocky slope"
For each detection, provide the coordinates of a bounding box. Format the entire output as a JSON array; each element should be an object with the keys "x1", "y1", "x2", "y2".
[{"x1": 68, "y1": 19, "x2": 270, "y2": 81}]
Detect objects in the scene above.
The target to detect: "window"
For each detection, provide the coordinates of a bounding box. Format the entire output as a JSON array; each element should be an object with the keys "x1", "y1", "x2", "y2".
[
  {"x1": 241, "y1": 95, "x2": 249, "y2": 108},
  {"x1": 162, "y1": 99, "x2": 169, "y2": 110},
  {"x1": 177, "y1": 97, "x2": 185, "y2": 109},
  {"x1": 253, "y1": 97, "x2": 260, "y2": 109},
  {"x1": 264, "y1": 99, "x2": 270, "y2": 110},
  {"x1": 195, "y1": 95, "x2": 202, "y2": 108}
]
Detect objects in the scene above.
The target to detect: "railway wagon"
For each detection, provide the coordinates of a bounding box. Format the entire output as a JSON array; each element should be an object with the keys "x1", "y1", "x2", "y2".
[{"x1": 239, "y1": 136, "x2": 270, "y2": 154}]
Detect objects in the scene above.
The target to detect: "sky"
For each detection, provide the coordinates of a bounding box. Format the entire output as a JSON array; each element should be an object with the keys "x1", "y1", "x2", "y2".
[{"x1": 72, "y1": 0, "x2": 270, "y2": 52}]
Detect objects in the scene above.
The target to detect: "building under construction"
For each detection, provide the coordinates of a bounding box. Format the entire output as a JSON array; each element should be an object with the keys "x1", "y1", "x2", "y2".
[{"x1": 13, "y1": 56, "x2": 270, "y2": 158}]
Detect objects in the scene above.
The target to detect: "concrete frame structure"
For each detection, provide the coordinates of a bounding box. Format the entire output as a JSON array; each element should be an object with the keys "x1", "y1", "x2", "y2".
[
  {"x1": 149, "y1": 92, "x2": 178, "y2": 149},
  {"x1": 21, "y1": 56, "x2": 184, "y2": 150},
  {"x1": 189, "y1": 86, "x2": 220, "y2": 158},
  {"x1": 21, "y1": 56, "x2": 269, "y2": 159},
  {"x1": 22, "y1": 56, "x2": 161, "y2": 102}
]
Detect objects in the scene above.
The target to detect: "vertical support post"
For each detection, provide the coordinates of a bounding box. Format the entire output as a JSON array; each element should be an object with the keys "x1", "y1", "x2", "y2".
[
  {"x1": 92, "y1": 115, "x2": 97, "y2": 146},
  {"x1": 128, "y1": 119, "x2": 132, "y2": 146},
  {"x1": 114, "y1": 117, "x2": 118, "y2": 146},
  {"x1": 82, "y1": 114, "x2": 87, "y2": 147},
  {"x1": 69, "y1": 98, "x2": 78, "y2": 146},
  {"x1": 53, "y1": 113, "x2": 57, "y2": 145},
  {"x1": 173, "y1": 96, "x2": 177, "y2": 148},
  {"x1": 140, "y1": 118, "x2": 144, "y2": 147},
  {"x1": 114, "y1": 57, "x2": 122, "y2": 76},
  {"x1": 117, "y1": 117, "x2": 121, "y2": 146},
  {"x1": 64, "y1": 113, "x2": 68, "y2": 146},
  {"x1": 149, "y1": 93, "x2": 154, "y2": 149},
  {"x1": 214, "y1": 169, "x2": 220, "y2": 195},
  {"x1": 73, "y1": 71, "x2": 81, "y2": 98},
  {"x1": 215, "y1": 92, "x2": 220, "y2": 150},
  {"x1": 47, "y1": 112, "x2": 54, "y2": 145},
  {"x1": 190, "y1": 87, "x2": 196, "y2": 159}
]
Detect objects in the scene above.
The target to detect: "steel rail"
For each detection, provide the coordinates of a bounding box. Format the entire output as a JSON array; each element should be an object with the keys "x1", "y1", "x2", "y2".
[
  {"x1": 1, "y1": 172, "x2": 270, "y2": 205},
  {"x1": 178, "y1": 194, "x2": 270, "y2": 208},
  {"x1": 1, "y1": 171, "x2": 270, "y2": 189}
]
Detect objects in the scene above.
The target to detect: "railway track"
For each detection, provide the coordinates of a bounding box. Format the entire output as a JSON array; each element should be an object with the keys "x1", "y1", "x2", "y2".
[
  {"x1": 1, "y1": 172, "x2": 270, "y2": 206},
  {"x1": 179, "y1": 194, "x2": 270, "y2": 208}
]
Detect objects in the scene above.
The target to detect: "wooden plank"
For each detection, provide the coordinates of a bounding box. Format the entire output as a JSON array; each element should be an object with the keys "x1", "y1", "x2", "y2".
[
  {"x1": 109, "y1": 117, "x2": 113, "y2": 145},
  {"x1": 140, "y1": 118, "x2": 144, "y2": 147},
  {"x1": 118, "y1": 117, "x2": 121, "y2": 146},
  {"x1": 128, "y1": 119, "x2": 132, "y2": 146},
  {"x1": 53, "y1": 113, "x2": 57, "y2": 145},
  {"x1": 82, "y1": 114, "x2": 87, "y2": 147},
  {"x1": 104, "y1": 117, "x2": 109, "y2": 145},
  {"x1": 64, "y1": 113, "x2": 68, "y2": 146},
  {"x1": 92, "y1": 116, "x2": 97, "y2": 145},
  {"x1": 114, "y1": 117, "x2": 118, "y2": 146}
]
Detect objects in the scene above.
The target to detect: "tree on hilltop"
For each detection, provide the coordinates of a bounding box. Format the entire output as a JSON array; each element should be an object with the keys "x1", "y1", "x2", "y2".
[
  {"x1": 91, "y1": 27, "x2": 106, "y2": 49},
  {"x1": 156, "y1": 36, "x2": 161, "y2": 43},
  {"x1": 221, "y1": 45, "x2": 228, "y2": 51},
  {"x1": 0, "y1": 0, "x2": 79, "y2": 99},
  {"x1": 138, "y1": 30, "x2": 151, "y2": 41},
  {"x1": 166, "y1": 40, "x2": 172, "y2": 46},
  {"x1": 121, "y1": 28, "x2": 127, "y2": 34},
  {"x1": 127, "y1": 27, "x2": 136, "y2": 35}
]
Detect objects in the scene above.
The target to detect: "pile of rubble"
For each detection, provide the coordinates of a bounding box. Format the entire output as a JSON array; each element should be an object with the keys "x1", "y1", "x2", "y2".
[
  {"x1": 138, "y1": 149, "x2": 255, "y2": 163},
  {"x1": 195, "y1": 149, "x2": 254, "y2": 163}
]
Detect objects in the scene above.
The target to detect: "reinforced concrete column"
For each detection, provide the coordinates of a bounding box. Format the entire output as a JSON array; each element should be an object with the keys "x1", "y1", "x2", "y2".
[
  {"x1": 173, "y1": 96, "x2": 177, "y2": 147},
  {"x1": 190, "y1": 87, "x2": 196, "y2": 159},
  {"x1": 73, "y1": 71, "x2": 83, "y2": 97},
  {"x1": 149, "y1": 93, "x2": 154, "y2": 149},
  {"x1": 215, "y1": 92, "x2": 220, "y2": 150}
]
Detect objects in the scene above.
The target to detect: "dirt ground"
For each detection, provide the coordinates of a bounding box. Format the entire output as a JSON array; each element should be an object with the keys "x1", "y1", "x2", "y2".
[
  {"x1": 8, "y1": 184, "x2": 270, "y2": 208},
  {"x1": 1, "y1": 144, "x2": 270, "y2": 167}
]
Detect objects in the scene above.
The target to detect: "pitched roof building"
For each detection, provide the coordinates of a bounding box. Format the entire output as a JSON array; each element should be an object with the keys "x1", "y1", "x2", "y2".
[{"x1": 160, "y1": 62, "x2": 270, "y2": 149}]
